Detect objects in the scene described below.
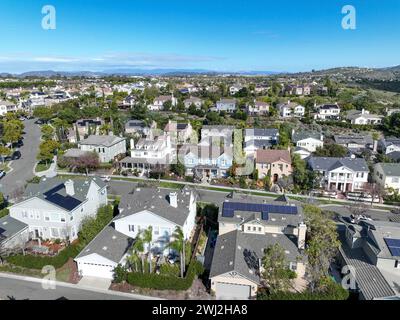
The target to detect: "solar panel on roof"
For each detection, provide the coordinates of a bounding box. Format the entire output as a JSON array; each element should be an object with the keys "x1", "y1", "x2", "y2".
[
  {"x1": 388, "y1": 247, "x2": 400, "y2": 257},
  {"x1": 384, "y1": 238, "x2": 400, "y2": 247},
  {"x1": 222, "y1": 201, "x2": 298, "y2": 217}
]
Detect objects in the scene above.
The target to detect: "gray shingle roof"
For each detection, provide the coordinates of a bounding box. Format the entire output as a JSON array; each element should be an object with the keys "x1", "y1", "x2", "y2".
[
  {"x1": 116, "y1": 187, "x2": 194, "y2": 227},
  {"x1": 338, "y1": 230, "x2": 397, "y2": 300},
  {"x1": 210, "y1": 230, "x2": 302, "y2": 283},
  {"x1": 378, "y1": 163, "x2": 400, "y2": 177},
  {"x1": 292, "y1": 131, "x2": 322, "y2": 143},
  {"x1": 0, "y1": 216, "x2": 28, "y2": 242},
  {"x1": 244, "y1": 128, "x2": 279, "y2": 138},
  {"x1": 308, "y1": 157, "x2": 369, "y2": 172},
  {"x1": 75, "y1": 223, "x2": 134, "y2": 263},
  {"x1": 22, "y1": 177, "x2": 106, "y2": 212},
  {"x1": 78, "y1": 135, "x2": 126, "y2": 147}
]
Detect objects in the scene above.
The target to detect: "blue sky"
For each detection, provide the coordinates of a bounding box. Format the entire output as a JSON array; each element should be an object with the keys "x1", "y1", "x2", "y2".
[{"x1": 0, "y1": 0, "x2": 399, "y2": 73}]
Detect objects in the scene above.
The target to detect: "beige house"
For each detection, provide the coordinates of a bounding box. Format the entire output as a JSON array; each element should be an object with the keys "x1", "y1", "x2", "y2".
[
  {"x1": 256, "y1": 149, "x2": 293, "y2": 182},
  {"x1": 210, "y1": 195, "x2": 307, "y2": 300}
]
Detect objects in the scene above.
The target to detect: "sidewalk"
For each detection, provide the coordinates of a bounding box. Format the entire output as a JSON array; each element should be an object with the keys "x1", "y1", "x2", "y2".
[{"x1": 34, "y1": 156, "x2": 57, "y2": 178}]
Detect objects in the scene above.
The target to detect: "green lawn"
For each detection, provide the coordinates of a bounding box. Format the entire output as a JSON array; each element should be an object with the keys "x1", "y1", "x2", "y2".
[{"x1": 35, "y1": 162, "x2": 51, "y2": 173}]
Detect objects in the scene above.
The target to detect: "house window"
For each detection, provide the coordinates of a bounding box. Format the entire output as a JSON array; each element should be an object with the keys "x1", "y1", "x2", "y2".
[
  {"x1": 22, "y1": 211, "x2": 28, "y2": 218},
  {"x1": 61, "y1": 217, "x2": 65, "y2": 222},
  {"x1": 253, "y1": 226, "x2": 256, "y2": 231},
  {"x1": 258, "y1": 227, "x2": 262, "y2": 232},
  {"x1": 396, "y1": 260, "x2": 400, "y2": 269},
  {"x1": 45, "y1": 216, "x2": 50, "y2": 221},
  {"x1": 51, "y1": 228, "x2": 60, "y2": 238},
  {"x1": 290, "y1": 262, "x2": 297, "y2": 271},
  {"x1": 128, "y1": 225, "x2": 135, "y2": 232},
  {"x1": 154, "y1": 227, "x2": 160, "y2": 236},
  {"x1": 247, "y1": 226, "x2": 251, "y2": 231},
  {"x1": 393, "y1": 177, "x2": 399, "y2": 183}
]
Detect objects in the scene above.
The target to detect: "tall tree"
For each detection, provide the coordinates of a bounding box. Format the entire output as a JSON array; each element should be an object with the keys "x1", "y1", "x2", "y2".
[
  {"x1": 142, "y1": 227, "x2": 153, "y2": 273},
  {"x1": 168, "y1": 227, "x2": 186, "y2": 278},
  {"x1": 262, "y1": 243, "x2": 297, "y2": 293},
  {"x1": 304, "y1": 205, "x2": 340, "y2": 292}
]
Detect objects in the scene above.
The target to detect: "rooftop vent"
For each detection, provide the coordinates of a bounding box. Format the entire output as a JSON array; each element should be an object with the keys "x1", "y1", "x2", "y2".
[
  {"x1": 112, "y1": 236, "x2": 117, "y2": 240},
  {"x1": 102, "y1": 246, "x2": 108, "y2": 251}
]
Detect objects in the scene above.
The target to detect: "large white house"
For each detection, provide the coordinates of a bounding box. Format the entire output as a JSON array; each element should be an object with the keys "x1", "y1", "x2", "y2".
[
  {"x1": 277, "y1": 101, "x2": 305, "y2": 118},
  {"x1": 9, "y1": 177, "x2": 108, "y2": 241},
  {"x1": 307, "y1": 157, "x2": 369, "y2": 192},
  {"x1": 75, "y1": 187, "x2": 197, "y2": 279},
  {"x1": 346, "y1": 109, "x2": 384, "y2": 125},
  {"x1": 216, "y1": 99, "x2": 237, "y2": 113},
  {"x1": 314, "y1": 104, "x2": 341, "y2": 121},
  {"x1": 78, "y1": 135, "x2": 127, "y2": 163},
  {"x1": 148, "y1": 95, "x2": 177, "y2": 111},
  {"x1": 292, "y1": 130, "x2": 324, "y2": 152},
  {"x1": 0, "y1": 100, "x2": 19, "y2": 116},
  {"x1": 373, "y1": 163, "x2": 400, "y2": 193}
]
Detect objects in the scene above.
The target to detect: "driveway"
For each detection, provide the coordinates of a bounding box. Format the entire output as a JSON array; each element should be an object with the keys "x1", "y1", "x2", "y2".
[
  {"x1": 77, "y1": 276, "x2": 112, "y2": 290},
  {"x1": 0, "y1": 119, "x2": 41, "y2": 199}
]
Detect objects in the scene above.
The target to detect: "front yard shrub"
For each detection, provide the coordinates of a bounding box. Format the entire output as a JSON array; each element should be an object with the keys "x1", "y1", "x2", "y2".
[
  {"x1": 6, "y1": 243, "x2": 81, "y2": 270},
  {"x1": 125, "y1": 260, "x2": 204, "y2": 291}
]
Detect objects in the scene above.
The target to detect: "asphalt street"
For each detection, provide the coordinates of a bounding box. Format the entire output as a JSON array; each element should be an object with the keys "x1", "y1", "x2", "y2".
[
  {"x1": 0, "y1": 119, "x2": 41, "y2": 198},
  {"x1": 108, "y1": 180, "x2": 394, "y2": 221},
  {"x1": 0, "y1": 274, "x2": 138, "y2": 300}
]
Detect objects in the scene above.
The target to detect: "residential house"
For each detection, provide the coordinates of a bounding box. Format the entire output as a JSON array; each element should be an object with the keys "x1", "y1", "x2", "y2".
[
  {"x1": 75, "y1": 118, "x2": 105, "y2": 140},
  {"x1": 0, "y1": 100, "x2": 18, "y2": 116},
  {"x1": 148, "y1": 95, "x2": 177, "y2": 111},
  {"x1": 0, "y1": 215, "x2": 29, "y2": 251},
  {"x1": 199, "y1": 125, "x2": 235, "y2": 147},
  {"x1": 346, "y1": 109, "x2": 384, "y2": 125},
  {"x1": 373, "y1": 163, "x2": 400, "y2": 193},
  {"x1": 307, "y1": 157, "x2": 369, "y2": 192},
  {"x1": 9, "y1": 177, "x2": 108, "y2": 241},
  {"x1": 314, "y1": 103, "x2": 341, "y2": 121},
  {"x1": 216, "y1": 99, "x2": 237, "y2": 113},
  {"x1": 119, "y1": 134, "x2": 174, "y2": 173},
  {"x1": 338, "y1": 220, "x2": 400, "y2": 300},
  {"x1": 292, "y1": 130, "x2": 324, "y2": 152},
  {"x1": 379, "y1": 137, "x2": 400, "y2": 155},
  {"x1": 125, "y1": 120, "x2": 156, "y2": 136},
  {"x1": 78, "y1": 135, "x2": 127, "y2": 163},
  {"x1": 334, "y1": 134, "x2": 374, "y2": 153},
  {"x1": 75, "y1": 187, "x2": 197, "y2": 279},
  {"x1": 229, "y1": 85, "x2": 242, "y2": 96},
  {"x1": 284, "y1": 84, "x2": 311, "y2": 96},
  {"x1": 120, "y1": 95, "x2": 137, "y2": 108},
  {"x1": 387, "y1": 109, "x2": 400, "y2": 117},
  {"x1": 182, "y1": 144, "x2": 233, "y2": 180},
  {"x1": 255, "y1": 149, "x2": 293, "y2": 183},
  {"x1": 246, "y1": 101, "x2": 270, "y2": 115},
  {"x1": 164, "y1": 120, "x2": 194, "y2": 144},
  {"x1": 184, "y1": 97, "x2": 203, "y2": 109},
  {"x1": 243, "y1": 128, "x2": 279, "y2": 157},
  {"x1": 277, "y1": 101, "x2": 305, "y2": 118},
  {"x1": 210, "y1": 194, "x2": 306, "y2": 300}
]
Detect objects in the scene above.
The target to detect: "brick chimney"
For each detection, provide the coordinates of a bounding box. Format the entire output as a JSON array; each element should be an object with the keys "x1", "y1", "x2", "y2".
[
  {"x1": 169, "y1": 192, "x2": 178, "y2": 208},
  {"x1": 297, "y1": 222, "x2": 307, "y2": 250}
]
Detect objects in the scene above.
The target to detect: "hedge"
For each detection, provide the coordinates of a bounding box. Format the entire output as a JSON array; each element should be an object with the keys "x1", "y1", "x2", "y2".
[
  {"x1": 125, "y1": 260, "x2": 204, "y2": 291},
  {"x1": 6, "y1": 243, "x2": 81, "y2": 270},
  {"x1": 257, "y1": 280, "x2": 349, "y2": 300}
]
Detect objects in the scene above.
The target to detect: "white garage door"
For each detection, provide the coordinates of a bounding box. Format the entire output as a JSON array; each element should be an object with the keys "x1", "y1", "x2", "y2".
[
  {"x1": 78, "y1": 262, "x2": 115, "y2": 280},
  {"x1": 216, "y1": 282, "x2": 251, "y2": 300}
]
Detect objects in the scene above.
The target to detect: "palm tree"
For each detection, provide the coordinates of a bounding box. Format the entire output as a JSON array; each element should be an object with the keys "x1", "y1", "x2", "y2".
[
  {"x1": 142, "y1": 227, "x2": 153, "y2": 273},
  {"x1": 168, "y1": 227, "x2": 186, "y2": 278},
  {"x1": 127, "y1": 230, "x2": 145, "y2": 273}
]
